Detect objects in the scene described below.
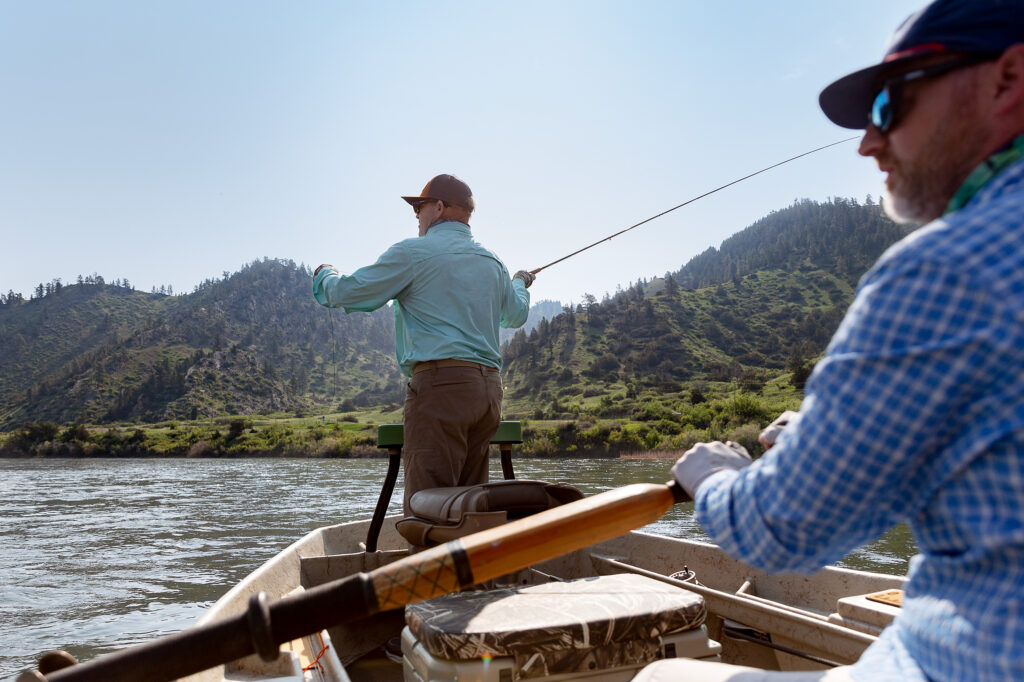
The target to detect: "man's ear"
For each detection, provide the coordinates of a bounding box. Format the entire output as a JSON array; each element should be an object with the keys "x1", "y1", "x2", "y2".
[{"x1": 991, "y1": 44, "x2": 1024, "y2": 114}]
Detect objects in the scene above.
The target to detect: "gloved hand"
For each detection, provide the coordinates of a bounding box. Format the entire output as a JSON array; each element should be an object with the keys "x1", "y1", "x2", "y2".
[
  {"x1": 758, "y1": 410, "x2": 800, "y2": 450},
  {"x1": 513, "y1": 270, "x2": 536, "y2": 288},
  {"x1": 314, "y1": 264, "x2": 336, "y2": 277},
  {"x1": 671, "y1": 441, "x2": 752, "y2": 499}
]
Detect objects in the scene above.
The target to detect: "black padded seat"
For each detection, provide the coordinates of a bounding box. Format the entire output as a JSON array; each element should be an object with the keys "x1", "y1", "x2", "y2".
[
  {"x1": 395, "y1": 479, "x2": 584, "y2": 547},
  {"x1": 405, "y1": 574, "x2": 708, "y2": 677}
]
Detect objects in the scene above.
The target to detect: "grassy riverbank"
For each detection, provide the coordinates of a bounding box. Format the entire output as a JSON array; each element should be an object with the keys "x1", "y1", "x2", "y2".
[{"x1": 0, "y1": 376, "x2": 800, "y2": 459}]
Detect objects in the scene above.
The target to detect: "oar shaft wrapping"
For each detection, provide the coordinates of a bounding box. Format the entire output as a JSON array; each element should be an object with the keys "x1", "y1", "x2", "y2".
[{"x1": 272, "y1": 571, "x2": 380, "y2": 643}]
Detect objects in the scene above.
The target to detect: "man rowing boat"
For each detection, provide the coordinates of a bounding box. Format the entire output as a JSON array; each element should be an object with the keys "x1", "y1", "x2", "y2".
[{"x1": 642, "y1": 0, "x2": 1024, "y2": 679}]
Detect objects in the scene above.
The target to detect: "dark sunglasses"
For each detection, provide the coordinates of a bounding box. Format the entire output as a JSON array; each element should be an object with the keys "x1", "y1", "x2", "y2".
[
  {"x1": 870, "y1": 54, "x2": 998, "y2": 133},
  {"x1": 411, "y1": 199, "x2": 443, "y2": 216}
]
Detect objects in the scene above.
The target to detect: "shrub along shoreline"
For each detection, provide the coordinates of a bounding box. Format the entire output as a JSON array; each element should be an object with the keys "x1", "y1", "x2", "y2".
[{"x1": 0, "y1": 387, "x2": 797, "y2": 460}]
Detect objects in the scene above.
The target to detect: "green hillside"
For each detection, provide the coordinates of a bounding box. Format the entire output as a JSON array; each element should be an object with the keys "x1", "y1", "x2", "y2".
[
  {"x1": 0, "y1": 260, "x2": 402, "y2": 428},
  {"x1": 499, "y1": 197, "x2": 908, "y2": 420},
  {"x1": 0, "y1": 279, "x2": 176, "y2": 401}
]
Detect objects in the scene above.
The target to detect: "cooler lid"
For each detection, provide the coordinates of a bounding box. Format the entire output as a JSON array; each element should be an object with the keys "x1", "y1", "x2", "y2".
[{"x1": 405, "y1": 573, "x2": 706, "y2": 661}]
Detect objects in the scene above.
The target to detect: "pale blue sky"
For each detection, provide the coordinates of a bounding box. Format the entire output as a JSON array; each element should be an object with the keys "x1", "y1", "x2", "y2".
[{"x1": 1, "y1": 1, "x2": 924, "y2": 305}]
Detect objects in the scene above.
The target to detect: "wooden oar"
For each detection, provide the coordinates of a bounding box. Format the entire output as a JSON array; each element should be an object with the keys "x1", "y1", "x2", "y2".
[{"x1": 30, "y1": 482, "x2": 689, "y2": 682}]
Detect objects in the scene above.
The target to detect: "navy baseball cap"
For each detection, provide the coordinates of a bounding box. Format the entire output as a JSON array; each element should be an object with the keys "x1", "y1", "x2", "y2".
[{"x1": 820, "y1": 0, "x2": 1024, "y2": 129}]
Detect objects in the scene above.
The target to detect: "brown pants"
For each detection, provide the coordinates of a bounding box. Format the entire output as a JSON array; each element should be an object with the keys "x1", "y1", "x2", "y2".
[{"x1": 402, "y1": 363, "x2": 503, "y2": 516}]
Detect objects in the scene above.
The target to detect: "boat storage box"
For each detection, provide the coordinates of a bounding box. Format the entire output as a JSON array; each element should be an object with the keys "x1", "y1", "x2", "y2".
[{"x1": 402, "y1": 573, "x2": 721, "y2": 682}]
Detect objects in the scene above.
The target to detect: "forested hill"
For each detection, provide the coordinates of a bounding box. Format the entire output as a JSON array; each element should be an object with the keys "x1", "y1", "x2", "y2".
[
  {"x1": 0, "y1": 260, "x2": 401, "y2": 428},
  {"x1": 500, "y1": 299, "x2": 564, "y2": 345},
  {"x1": 675, "y1": 197, "x2": 899, "y2": 289},
  {"x1": 499, "y1": 198, "x2": 908, "y2": 411}
]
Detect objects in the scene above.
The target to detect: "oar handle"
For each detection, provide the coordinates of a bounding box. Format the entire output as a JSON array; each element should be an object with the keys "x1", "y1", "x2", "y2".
[{"x1": 39, "y1": 482, "x2": 688, "y2": 682}]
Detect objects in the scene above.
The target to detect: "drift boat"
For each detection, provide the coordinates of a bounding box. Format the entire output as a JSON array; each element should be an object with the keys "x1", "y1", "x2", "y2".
[
  {"x1": 28, "y1": 423, "x2": 907, "y2": 682},
  {"x1": 181, "y1": 422, "x2": 905, "y2": 682},
  {"x1": 175, "y1": 516, "x2": 905, "y2": 682}
]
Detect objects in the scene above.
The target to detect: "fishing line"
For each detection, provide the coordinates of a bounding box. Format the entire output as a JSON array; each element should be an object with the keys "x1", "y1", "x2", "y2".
[
  {"x1": 328, "y1": 307, "x2": 339, "y2": 405},
  {"x1": 529, "y1": 136, "x2": 860, "y2": 275}
]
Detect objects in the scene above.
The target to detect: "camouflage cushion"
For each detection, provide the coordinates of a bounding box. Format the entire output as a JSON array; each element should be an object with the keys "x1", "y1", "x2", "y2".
[{"x1": 405, "y1": 573, "x2": 707, "y2": 678}]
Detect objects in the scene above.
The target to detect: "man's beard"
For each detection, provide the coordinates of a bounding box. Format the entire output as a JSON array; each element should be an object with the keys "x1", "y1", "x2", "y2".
[
  {"x1": 881, "y1": 77, "x2": 987, "y2": 225},
  {"x1": 881, "y1": 153, "x2": 964, "y2": 226}
]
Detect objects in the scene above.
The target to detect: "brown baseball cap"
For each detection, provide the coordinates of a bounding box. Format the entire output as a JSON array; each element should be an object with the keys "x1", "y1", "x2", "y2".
[{"x1": 401, "y1": 174, "x2": 475, "y2": 211}]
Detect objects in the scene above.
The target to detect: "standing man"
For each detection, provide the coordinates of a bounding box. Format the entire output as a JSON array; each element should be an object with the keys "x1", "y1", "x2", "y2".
[
  {"x1": 639, "y1": 1, "x2": 1024, "y2": 680},
  {"x1": 313, "y1": 174, "x2": 534, "y2": 514}
]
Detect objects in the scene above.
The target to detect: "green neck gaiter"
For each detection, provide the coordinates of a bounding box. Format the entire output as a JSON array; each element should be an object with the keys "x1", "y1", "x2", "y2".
[{"x1": 945, "y1": 134, "x2": 1024, "y2": 214}]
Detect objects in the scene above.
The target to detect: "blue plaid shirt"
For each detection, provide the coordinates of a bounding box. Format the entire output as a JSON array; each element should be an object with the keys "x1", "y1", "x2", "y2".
[{"x1": 696, "y1": 157, "x2": 1024, "y2": 681}]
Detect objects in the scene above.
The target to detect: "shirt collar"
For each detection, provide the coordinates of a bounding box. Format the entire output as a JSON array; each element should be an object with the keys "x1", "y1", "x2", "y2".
[{"x1": 424, "y1": 220, "x2": 471, "y2": 236}]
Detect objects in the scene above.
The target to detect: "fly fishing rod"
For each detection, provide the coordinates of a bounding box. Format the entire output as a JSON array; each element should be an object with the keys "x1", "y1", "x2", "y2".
[{"x1": 528, "y1": 136, "x2": 860, "y2": 275}]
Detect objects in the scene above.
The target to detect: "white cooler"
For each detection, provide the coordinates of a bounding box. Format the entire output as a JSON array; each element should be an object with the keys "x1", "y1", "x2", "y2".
[{"x1": 401, "y1": 573, "x2": 722, "y2": 682}]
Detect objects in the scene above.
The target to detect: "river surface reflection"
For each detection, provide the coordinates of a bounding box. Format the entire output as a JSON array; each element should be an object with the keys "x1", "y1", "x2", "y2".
[{"x1": 0, "y1": 457, "x2": 915, "y2": 678}]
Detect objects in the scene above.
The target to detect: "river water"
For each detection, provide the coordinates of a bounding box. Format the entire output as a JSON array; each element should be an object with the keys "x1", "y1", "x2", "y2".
[{"x1": 0, "y1": 457, "x2": 915, "y2": 679}]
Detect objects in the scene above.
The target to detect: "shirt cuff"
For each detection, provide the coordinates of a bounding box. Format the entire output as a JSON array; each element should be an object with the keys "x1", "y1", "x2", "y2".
[
  {"x1": 312, "y1": 267, "x2": 339, "y2": 306},
  {"x1": 694, "y1": 469, "x2": 745, "y2": 550}
]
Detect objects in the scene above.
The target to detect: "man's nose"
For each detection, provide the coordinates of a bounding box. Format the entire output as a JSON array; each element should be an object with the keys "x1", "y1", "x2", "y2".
[{"x1": 858, "y1": 125, "x2": 885, "y2": 157}]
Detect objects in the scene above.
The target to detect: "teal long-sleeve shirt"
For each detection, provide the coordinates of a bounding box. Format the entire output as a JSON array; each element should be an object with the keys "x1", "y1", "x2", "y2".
[{"x1": 313, "y1": 221, "x2": 530, "y2": 377}]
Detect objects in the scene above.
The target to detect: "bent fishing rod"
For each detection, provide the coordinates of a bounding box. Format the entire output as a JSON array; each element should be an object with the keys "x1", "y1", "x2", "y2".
[{"x1": 528, "y1": 136, "x2": 860, "y2": 276}]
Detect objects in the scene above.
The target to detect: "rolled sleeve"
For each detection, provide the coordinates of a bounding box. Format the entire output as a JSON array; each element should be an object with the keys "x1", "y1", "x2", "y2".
[
  {"x1": 501, "y1": 277, "x2": 530, "y2": 328},
  {"x1": 312, "y1": 243, "x2": 413, "y2": 312}
]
